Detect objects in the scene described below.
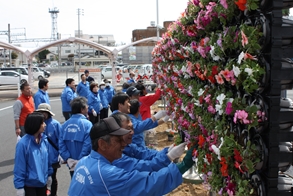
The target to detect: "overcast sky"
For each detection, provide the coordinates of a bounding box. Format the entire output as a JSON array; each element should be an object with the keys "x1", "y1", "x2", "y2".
[{"x1": 0, "y1": 0, "x2": 189, "y2": 48}]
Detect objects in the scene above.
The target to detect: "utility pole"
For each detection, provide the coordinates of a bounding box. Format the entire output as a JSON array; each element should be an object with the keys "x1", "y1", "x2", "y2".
[
  {"x1": 156, "y1": 0, "x2": 159, "y2": 40},
  {"x1": 77, "y1": 8, "x2": 84, "y2": 69},
  {"x1": 8, "y1": 24, "x2": 11, "y2": 66}
]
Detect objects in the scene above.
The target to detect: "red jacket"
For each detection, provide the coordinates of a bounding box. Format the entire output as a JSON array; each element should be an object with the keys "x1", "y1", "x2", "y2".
[
  {"x1": 18, "y1": 94, "x2": 35, "y2": 126},
  {"x1": 139, "y1": 89, "x2": 162, "y2": 120}
]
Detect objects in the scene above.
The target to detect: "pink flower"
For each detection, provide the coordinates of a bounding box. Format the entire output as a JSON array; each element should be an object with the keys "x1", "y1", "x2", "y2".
[
  {"x1": 215, "y1": 74, "x2": 224, "y2": 84},
  {"x1": 241, "y1": 30, "x2": 248, "y2": 47},
  {"x1": 208, "y1": 105, "x2": 216, "y2": 114},
  {"x1": 220, "y1": 69, "x2": 232, "y2": 81},
  {"x1": 225, "y1": 102, "x2": 233, "y2": 115},
  {"x1": 204, "y1": 94, "x2": 211, "y2": 104},
  {"x1": 233, "y1": 110, "x2": 251, "y2": 124},
  {"x1": 220, "y1": 0, "x2": 228, "y2": 9}
]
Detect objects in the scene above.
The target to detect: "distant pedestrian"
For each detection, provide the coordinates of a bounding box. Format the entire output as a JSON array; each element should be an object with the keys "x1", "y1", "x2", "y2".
[
  {"x1": 104, "y1": 79, "x2": 116, "y2": 112},
  {"x1": 13, "y1": 81, "x2": 35, "y2": 136},
  {"x1": 14, "y1": 112, "x2": 53, "y2": 196},
  {"x1": 36, "y1": 103, "x2": 61, "y2": 196},
  {"x1": 59, "y1": 97, "x2": 92, "y2": 178},
  {"x1": 84, "y1": 70, "x2": 94, "y2": 83},
  {"x1": 127, "y1": 72, "x2": 136, "y2": 84},
  {"x1": 60, "y1": 78, "x2": 76, "y2": 121},
  {"x1": 98, "y1": 82, "x2": 109, "y2": 119},
  {"x1": 76, "y1": 74, "x2": 90, "y2": 98},
  {"x1": 34, "y1": 78, "x2": 50, "y2": 109},
  {"x1": 88, "y1": 82, "x2": 102, "y2": 124}
]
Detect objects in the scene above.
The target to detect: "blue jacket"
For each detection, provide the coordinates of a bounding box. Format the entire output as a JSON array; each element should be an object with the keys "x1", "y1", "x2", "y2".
[
  {"x1": 113, "y1": 152, "x2": 171, "y2": 172},
  {"x1": 123, "y1": 143, "x2": 169, "y2": 160},
  {"x1": 61, "y1": 86, "x2": 75, "y2": 112},
  {"x1": 34, "y1": 89, "x2": 50, "y2": 109},
  {"x1": 98, "y1": 89, "x2": 109, "y2": 108},
  {"x1": 127, "y1": 78, "x2": 135, "y2": 84},
  {"x1": 77, "y1": 81, "x2": 90, "y2": 98},
  {"x1": 45, "y1": 117, "x2": 62, "y2": 164},
  {"x1": 104, "y1": 85, "x2": 115, "y2": 103},
  {"x1": 14, "y1": 134, "x2": 53, "y2": 189},
  {"x1": 88, "y1": 91, "x2": 102, "y2": 114},
  {"x1": 68, "y1": 150, "x2": 182, "y2": 196},
  {"x1": 59, "y1": 114, "x2": 92, "y2": 161},
  {"x1": 128, "y1": 114, "x2": 158, "y2": 147}
]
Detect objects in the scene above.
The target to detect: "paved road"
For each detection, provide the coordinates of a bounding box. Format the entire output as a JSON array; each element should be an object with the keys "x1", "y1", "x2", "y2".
[{"x1": 0, "y1": 98, "x2": 72, "y2": 196}]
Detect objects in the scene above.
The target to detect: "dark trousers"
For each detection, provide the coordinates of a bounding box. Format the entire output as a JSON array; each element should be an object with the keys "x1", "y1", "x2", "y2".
[
  {"x1": 24, "y1": 185, "x2": 46, "y2": 196},
  {"x1": 62, "y1": 112, "x2": 71, "y2": 121},
  {"x1": 100, "y1": 108, "x2": 108, "y2": 119},
  {"x1": 70, "y1": 171, "x2": 74, "y2": 178},
  {"x1": 89, "y1": 113, "x2": 100, "y2": 125},
  {"x1": 50, "y1": 168, "x2": 58, "y2": 196}
]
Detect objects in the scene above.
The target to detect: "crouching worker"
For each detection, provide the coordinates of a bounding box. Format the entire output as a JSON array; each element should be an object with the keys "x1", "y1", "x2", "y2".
[
  {"x1": 68, "y1": 116, "x2": 197, "y2": 196},
  {"x1": 14, "y1": 112, "x2": 53, "y2": 196}
]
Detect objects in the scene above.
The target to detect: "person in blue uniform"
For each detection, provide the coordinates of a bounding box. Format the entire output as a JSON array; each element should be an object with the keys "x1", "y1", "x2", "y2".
[
  {"x1": 34, "y1": 78, "x2": 50, "y2": 109},
  {"x1": 68, "y1": 116, "x2": 195, "y2": 196},
  {"x1": 59, "y1": 97, "x2": 92, "y2": 178},
  {"x1": 14, "y1": 112, "x2": 53, "y2": 196},
  {"x1": 60, "y1": 78, "x2": 76, "y2": 121},
  {"x1": 76, "y1": 74, "x2": 90, "y2": 98}
]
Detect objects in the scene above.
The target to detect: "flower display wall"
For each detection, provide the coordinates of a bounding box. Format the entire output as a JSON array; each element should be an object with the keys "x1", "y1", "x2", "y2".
[{"x1": 152, "y1": 0, "x2": 267, "y2": 195}]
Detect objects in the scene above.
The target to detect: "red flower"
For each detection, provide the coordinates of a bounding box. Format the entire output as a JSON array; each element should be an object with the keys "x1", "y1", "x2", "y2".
[
  {"x1": 198, "y1": 135, "x2": 206, "y2": 148},
  {"x1": 206, "y1": 153, "x2": 212, "y2": 164},
  {"x1": 212, "y1": 65, "x2": 219, "y2": 75},
  {"x1": 234, "y1": 149, "x2": 243, "y2": 162},
  {"x1": 235, "y1": 0, "x2": 246, "y2": 11},
  {"x1": 220, "y1": 157, "x2": 229, "y2": 177},
  {"x1": 234, "y1": 161, "x2": 245, "y2": 174}
]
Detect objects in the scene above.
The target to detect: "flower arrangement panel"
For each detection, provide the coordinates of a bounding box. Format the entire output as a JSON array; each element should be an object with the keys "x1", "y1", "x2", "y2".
[{"x1": 152, "y1": 0, "x2": 266, "y2": 195}]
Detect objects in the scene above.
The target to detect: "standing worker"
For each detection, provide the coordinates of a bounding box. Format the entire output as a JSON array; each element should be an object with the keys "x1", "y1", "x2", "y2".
[
  {"x1": 84, "y1": 70, "x2": 94, "y2": 83},
  {"x1": 60, "y1": 78, "x2": 76, "y2": 121},
  {"x1": 76, "y1": 74, "x2": 90, "y2": 98},
  {"x1": 104, "y1": 79, "x2": 115, "y2": 112},
  {"x1": 13, "y1": 81, "x2": 35, "y2": 136},
  {"x1": 34, "y1": 78, "x2": 50, "y2": 109},
  {"x1": 98, "y1": 82, "x2": 109, "y2": 119}
]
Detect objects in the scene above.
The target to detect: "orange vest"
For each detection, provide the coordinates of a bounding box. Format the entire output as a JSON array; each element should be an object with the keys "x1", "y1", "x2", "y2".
[{"x1": 18, "y1": 94, "x2": 35, "y2": 126}]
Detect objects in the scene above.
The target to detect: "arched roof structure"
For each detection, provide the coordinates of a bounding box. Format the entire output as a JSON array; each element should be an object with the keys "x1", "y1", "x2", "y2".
[{"x1": 0, "y1": 36, "x2": 161, "y2": 86}]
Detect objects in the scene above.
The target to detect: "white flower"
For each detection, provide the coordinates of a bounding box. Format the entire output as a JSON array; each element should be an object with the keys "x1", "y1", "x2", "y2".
[
  {"x1": 181, "y1": 104, "x2": 186, "y2": 112},
  {"x1": 171, "y1": 38, "x2": 175, "y2": 45},
  {"x1": 232, "y1": 65, "x2": 240, "y2": 77},
  {"x1": 194, "y1": 100, "x2": 202, "y2": 107},
  {"x1": 181, "y1": 65, "x2": 187, "y2": 73},
  {"x1": 228, "y1": 98, "x2": 234, "y2": 103},
  {"x1": 244, "y1": 68, "x2": 253, "y2": 76},
  {"x1": 237, "y1": 51, "x2": 245, "y2": 64},
  {"x1": 215, "y1": 104, "x2": 223, "y2": 115},
  {"x1": 198, "y1": 88, "x2": 204, "y2": 96},
  {"x1": 209, "y1": 45, "x2": 220, "y2": 61},
  {"x1": 203, "y1": 155, "x2": 210, "y2": 165},
  {"x1": 212, "y1": 137, "x2": 224, "y2": 161},
  {"x1": 216, "y1": 93, "x2": 226, "y2": 105}
]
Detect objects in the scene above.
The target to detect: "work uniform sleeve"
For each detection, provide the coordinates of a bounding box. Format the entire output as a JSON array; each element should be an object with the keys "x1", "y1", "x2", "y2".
[
  {"x1": 13, "y1": 100, "x2": 23, "y2": 120},
  {"x1": 133, "y1": 118, "x2": 158, "y2": 134},
  {"x1": 113, "y1": 153, "x2": 171, "y2": 172},
  {"x1": 104, "y1": 163, "x2": 183, "y2": 196},
  {"x1": 78, "y1": 121, "x2": 92, "y2": 159},
  {"x1": 142, "y1": 89, "x2": 162, "y2": 107},
  {"x1": 123, "y1": 144, "x2": 159, "y2": 160},
  {"x1": 76, "y1": 84, "x2": 81, "y2": 95},
  {"x1": 34, "y1": 92, "x2": 42, "y2": 109},
  {"x1": 13, "y1": 142, "x2": 27, "y2": 189},
  {"x1": 66, "y1": 89, "x2": 74, "y2": 103},
  {"x1": 59, "y1": 126, "x2": 71, "y2": 161}
]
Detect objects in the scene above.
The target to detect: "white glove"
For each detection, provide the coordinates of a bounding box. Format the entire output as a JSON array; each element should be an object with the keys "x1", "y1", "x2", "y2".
[
  {"x1": 168, "y1": 143, "x2": 175, "y2": 152},
  {"x1": 67, "y1": 158, "x2": 78, "y2": 171},
  {"x1": 92, "y1": 110, "x2": 97, "y2": 117},
  {"x1": 16, "y1": 188, "x2": 25, "y2": 196},
  {"x1": 47, "y1": 176, "x2": 52, "y2": 190},
  {"x1": 154, "y1": 110, "x2": 167, "y2": 120},
  {"x1": 100, "y1": 103, "x2": 103, "y2": 111},
  {"x1": 58, "y1": 155, "x2": 65, "y2": 165},
  {"x1": 167, "y1": 142, "x2": 187, "y2": 161},
  {"x1": 163, "y1": 115, "x2": 170, "y2": 122}
]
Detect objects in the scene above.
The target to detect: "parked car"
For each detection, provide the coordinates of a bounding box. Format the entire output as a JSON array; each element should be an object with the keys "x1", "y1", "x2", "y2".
[
  {"x1": 0, "y1": 67, "x2": 28, "y2": 76},
  {"x1": 39, "y1": 68, "x2": 51, "y2": 78},
  {"x1": 25, "y1": 67, "x2": 44, "y2": 80},
  {"x1": 0, "y1": 70, "x2": 28, "y2": 85},
  {"x1": 101, "y1": 66, "x2": 113, "y2": 79}
]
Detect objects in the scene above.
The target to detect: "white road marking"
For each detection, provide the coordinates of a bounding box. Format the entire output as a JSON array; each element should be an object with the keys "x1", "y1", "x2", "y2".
[{"x1": 0, "y1": 98, "x2": 61, "y2": 111}]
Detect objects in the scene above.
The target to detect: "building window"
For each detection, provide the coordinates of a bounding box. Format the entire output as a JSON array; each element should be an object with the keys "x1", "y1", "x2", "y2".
[{"x1": 65, "y1": 50, "x2": 71, "y2": 53}]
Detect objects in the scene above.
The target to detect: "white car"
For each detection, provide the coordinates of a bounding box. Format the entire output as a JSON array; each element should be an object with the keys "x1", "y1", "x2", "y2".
[
  {"x1": 0, "y1": 70, "x2": 28, "y2": 85},
  {"x1": 25, "y1": 67, "x2": 44, "y2": 80}
]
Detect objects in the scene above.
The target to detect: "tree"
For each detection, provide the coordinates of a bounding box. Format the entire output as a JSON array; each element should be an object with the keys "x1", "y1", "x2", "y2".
[
  {"x1": 38, "y1": 49, "x2": 50, "y2": 61},
  {"x1": 11, "y1": 51, "x2": 18, "y2": 59}
]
